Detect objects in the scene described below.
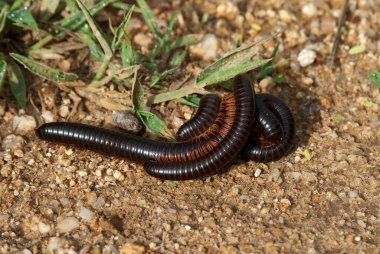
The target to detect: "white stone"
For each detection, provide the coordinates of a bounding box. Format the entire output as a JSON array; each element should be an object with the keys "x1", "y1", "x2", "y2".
[
  {"x1": 349, "y1": 190, "x2": 358, "y2": 199},
  {"x1": 57, "y1": 217, "x2": 80, "y2": 233},
  {"x1": 190, "y1": 34, "x2": 218, "y2": 61},
  {"x1": 297, "y1": 48, "x2": 317, "y2": 67},
  {"x1": 12, "y1": 115, "x2": 37, "y2": 135},
  {"x1": 302, "y1": 3, "x2": 318, "y2": 18},
  {"x1": 357, "y1": 220, "x2": 366, "y2": 228},
  {"x1": 77, "y1": 170, "x2": 88, "y2": 177},
  {"x1": 41, "y1": 111, "x2": 56, "y2": 123},
  {"x1": 291, "y1": 172, "x2": 302, "y2": 180},
  {"x1": 59, "y1": 105, "x2": 69, "y2": 118},
  {"x1": 2, "y1": 134, "x2": 25, "y2": 150},
  {"x1": 279, "y1": 10, "x2": 292, "y2": 23},
  {"x1": 47, "y1": 237, "x2": 65, "y2": 250},
  {"x1": 113, "y1": 170, "x2": 124, "y2": 181},
  {"x1": 79, "y1": 207, "x2": 93, "y2": 221},
  {"x1": 216, "y1": 2, "x2": 239, "y2": 21},
  {"x1": 38, "y1": 222, "x2": 51, "y2": 234},
  {"x1": 254, "y1": 168, "x2": 262, "y2": 178}
]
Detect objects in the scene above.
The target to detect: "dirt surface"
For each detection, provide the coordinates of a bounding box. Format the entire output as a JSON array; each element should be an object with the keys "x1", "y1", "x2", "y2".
[{"x1": 1, "y1": 0, "x2": 380, "y2": 253}]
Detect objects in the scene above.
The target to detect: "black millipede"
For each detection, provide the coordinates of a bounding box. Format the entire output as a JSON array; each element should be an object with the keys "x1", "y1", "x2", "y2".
[
  {"x1": 242, "y1": 94, "x2": 295, "y2": 162},
  {"x1": 176, "y1": 93, "x2": 221, "y2": 141},
  {"x1": 144, "y1": 75, "x2": 255, "y2": 179},
  {"x1": 177, "y1": 93, "x2": 295, "y2": 162},
  {"x1": 36, "y1": 74, "x2": 255, "y2": 180}
]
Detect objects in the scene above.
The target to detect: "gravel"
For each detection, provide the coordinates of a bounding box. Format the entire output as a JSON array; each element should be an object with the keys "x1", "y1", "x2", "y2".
[{"x1": 1, "y1": 0, "x2": 379, "y2": 253}]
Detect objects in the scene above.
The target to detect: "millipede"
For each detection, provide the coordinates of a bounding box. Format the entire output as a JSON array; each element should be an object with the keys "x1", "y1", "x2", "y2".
[
  {"x1": 176, "y1": 93, "x2": 221, "y2": 141},
  {"x1": 36, "y1": 74, "x2": 255, "y2": 180},
  {"x1": 242, "y1": 94, "x2": 295, "y2": 162},
  {"x1": 177, "y1": 94, "x2": 295, "y2": 162}
]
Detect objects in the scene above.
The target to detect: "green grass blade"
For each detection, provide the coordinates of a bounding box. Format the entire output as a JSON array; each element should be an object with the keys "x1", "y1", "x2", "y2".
[
  {"x1": 136, "y1": 0, "x2": 162, "y2": 38},
  {"x1": 166, "y1": 13, "x2": 177, "y2": 34},
  {"x1": 256, "y1": 59, "x2": 289, "y2": 79},
  {"x1": 176, "y1": 94, "x2": 201, "y2": 107},
  {"x1": 111, "y1": 2, "x2": 141, "y2": 13},
  {"x1": 150, "y1": 83, "x2": 207, "y2": 104},
  {"x1": 76, "y1": 0, "x2": 112, "y2": 57},
  {"x1": 137, "y1": 111, "x2": 176, "y2": 141},
  {"x1": 40, "y1": 0, "x2": 60, "y2": 22},
  {"x1": 60, "y1": 0, "x2": 113, "y2": 30},
  {"x1": 171, "y1": 35, "x2": 198, "y2": 50},
  {"x1": 150, "y1": 68, "x2": 176, "y2": 88},
  {"x1": 197, "y1": 58, "x2": 271, "y2": 88},
  {"x1": 0, "y1": 4, "x2": 9, "y2": 34},
  {"x1": 170, "y1": 50, "x2": 187, "y2": 68},
  {"x1": 0, "y1": 55, "x2": 6, "y2": 91},
  {"x1": 8, "y1": 7, "x2": 38, "y2": 31},
  {"x1": 111, "y1": 5, "x2": 134, "y2": 52},
  {"x1": 121, "y1": 38, "x2": 136, "y2": 67},
  {"x1": 132, "y1": 80, "x2": 145, "y2": 111},
  {"x1": 79, "y1": 29, "x2": 105, "y2": 60},
  {"x1": 7, "y1": 62, "x2": 26, "y2": 108},
  {"x1": 369, "y1": 70, "x2": 380, "y2": 89},
  {"x1": 196, "y1": 34, "x2": 274, "y2": 86},
  {"x1": 10, "y1": 53, "x2": 78, "y2": 82},
  {"x1": 10, "y1": 0, "x2": 22, "y2": 11},
  {"x1": 76, "y1": 0, "x2": 113, "y2": 81}
]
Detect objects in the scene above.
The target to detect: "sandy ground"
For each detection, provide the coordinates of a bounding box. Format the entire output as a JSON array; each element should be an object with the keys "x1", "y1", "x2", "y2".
[{"x1": 1, "y1": 0, "x2": 379, "y2": 253}]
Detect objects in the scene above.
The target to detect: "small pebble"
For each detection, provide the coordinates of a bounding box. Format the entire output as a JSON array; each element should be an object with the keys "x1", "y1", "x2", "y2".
[
  {"x1": 77, "y1": 170, "x2": 88, "y2": 177},
  {"x1": 254, "y1": 168, "x2": 262, "y2": 178},
  {"x1": 258, "y1": 77, "x2": 274, "y2": 90},
  {"x1": 172, "y1": 116, "x2": 184, "y2": 129},
  {"x1": 240, "y1": 195, "x2": 249, "y2": 201},
  {"x1": 57, "y1": 217, "x2": 80, "y2": 233},
  {"x1": 354, "y1": 236, "x2": 361, "y2": 242},
  {"x1": 216, "y1": 2, "x2": 239, "y2": 21},
  {"x1": 113, "y1": 170, "x2": 125, "y2": 181},
  {"x1": 0, "y1": 100, "x2": 6, "y2": 116},
  {"x1": 133, "y1": 33, "x2": 153, "y2": 49},
  {"x1": 297, "y1": 48, "x2": 317, "y2": 67},
  {"x1": 59, "y1": 197, "x2": 72, "y2": 207},
  {"x1": 119, "y1": 242, "x2": 146, "y2": 254},
  {"x1": 302, "y1": 3, "x2": 318, "y2": 18},
  {"x1": 112, "y1": 111, "x2": 144, "y2": 135},
  {"x1": 190, "y1": 34, "x2": 219, "y2": 61},
  {"x1": 2, "y1": 135, "x2": 25, "y2": 151},
  {"x1": 38, "y1": 222, "x2": 51, "y2": 234},
  {"x1": 349, "y1": 190, "x2": 358, "y2": 199},
  {"x1": 12, "y1": 115, "x2": 37, "y2": 135},
  {"x1": 291, "y1": 172, "x2": 302, "y2": 180},
  {"x1": 357, "y1": 220, "x2": 366, "y2": 228},
  {"x1": 79, "y1": 207, "x2": 93, "y2": 221},
  {"x1": 59, "y1": 105, "x2": 70, "y2": 118},
  {"x1": 47, "y1": 237, "x2": 66, "y2": 250},
  {"x1": 41, "y1": 111, "x2": 56, "y2": 123}
]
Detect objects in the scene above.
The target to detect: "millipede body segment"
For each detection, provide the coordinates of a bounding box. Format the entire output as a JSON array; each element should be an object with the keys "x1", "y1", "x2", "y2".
[
  {"x1": 176, "y1": 94, "x2": 221, "y2": 141},
  {"x1": 242, "y1": 94, "x2": 295, "y2": 162},
  {"x1": 177, "y1": 94, "x2": 295, "y2": 163},
  {"x1": 145, "y1": 75, "x2": 255, "y2": 180}
]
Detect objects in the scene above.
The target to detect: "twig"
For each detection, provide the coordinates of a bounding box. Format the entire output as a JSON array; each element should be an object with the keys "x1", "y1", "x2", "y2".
[{"x1": 327, "y1": 0, "x2": 349, "y2": 68}]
